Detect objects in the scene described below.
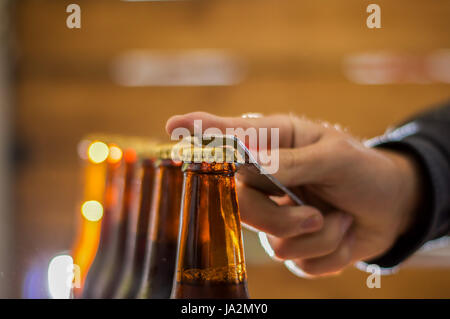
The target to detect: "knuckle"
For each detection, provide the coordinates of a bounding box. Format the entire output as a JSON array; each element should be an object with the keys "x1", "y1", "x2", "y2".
[
  {"x1": 320, "y1": 232, "x2": 340, "y2": 254},
  {"x1": 299, "y1": 261, "x2": 321, "y2": 276},
  {"x1": 285, "y1": 210, "x2": 321, "y2": 237},
  {"x1": 277, "y1": 214, "x2": 303, "y2": 238},
  {"x1": 280, "y1": 150, "x2": 305, "y2": 185},
  {"x1": 337, "y1": 246, "x2": 352, "y2": 265},
  {"x1": 272, "y1": 241, "x2": 293, "y2": 260},
  {"x1": 331, "y1": 135, "x2": 352, "y2": 151},
  {"x1": 282, "y1": 149, "x2": 299, "y2": 170}
]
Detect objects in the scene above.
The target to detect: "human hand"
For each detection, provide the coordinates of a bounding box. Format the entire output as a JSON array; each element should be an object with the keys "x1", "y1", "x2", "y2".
[{"x1": 166, "y1": 112, "x2": 423, "y2": 277}]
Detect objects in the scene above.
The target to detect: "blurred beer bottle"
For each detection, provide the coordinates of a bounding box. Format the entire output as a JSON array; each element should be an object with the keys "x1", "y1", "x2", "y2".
[
  {"x1": 101, "y1": 149, "x2": 140, "y2": 298},
  {"x1": 72, "y1": 140, "x2": 120, "y2": 298},
  {"x1": 171, "y1": 146, "x2": 249, "y2": 298},
  {"x1": 113, "y1": 158, "x2": 156, "y2": 298},
  {"x1": 83, "y1": 149, "x2": 138, "y2": 298},
  {"x1": 80, "y1": 144, "x2": 123, "y2": 298},
  {"x1": 138, "y1": 145, "x2": 183, "y2": 299}
]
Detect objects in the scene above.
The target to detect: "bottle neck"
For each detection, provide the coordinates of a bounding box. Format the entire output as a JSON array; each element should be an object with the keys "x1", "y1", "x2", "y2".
[
  {"x1": 97, "y1": 161, "x2": 121, "y2": 248},
  {"x1": 176, "y1": 162, "x2": 247, "y2": 286},
  {"x1": 149, "y1": 159, "x2": 183, "y2": 243},
  {"x1": 119, "y1": 160, "x2": 138, "y2": 224},
  {"x1": 135, "y1": 159, "x2": 156, "y2": 237}
]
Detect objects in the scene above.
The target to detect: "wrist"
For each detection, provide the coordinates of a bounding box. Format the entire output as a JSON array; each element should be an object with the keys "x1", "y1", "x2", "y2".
[{"x1": 382, "y1": 149, "x2": 424, "y2": 236}]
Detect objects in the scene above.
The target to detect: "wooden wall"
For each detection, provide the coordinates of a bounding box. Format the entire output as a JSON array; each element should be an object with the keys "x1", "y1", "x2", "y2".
[{"x1": 11, "y1": 0, "x2": 450, "y2": 298}]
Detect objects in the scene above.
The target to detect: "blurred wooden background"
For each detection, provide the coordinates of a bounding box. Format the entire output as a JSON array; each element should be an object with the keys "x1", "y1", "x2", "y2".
[{"x1": 10, "y1": 0, "x2": 450, "y2": 298}]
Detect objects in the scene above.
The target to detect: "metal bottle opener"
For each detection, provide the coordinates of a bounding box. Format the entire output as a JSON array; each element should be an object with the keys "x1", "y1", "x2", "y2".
[
  {"x1": 178, "y1": 134, "x2": 304, "y2": 206},
  {"x1": 229, "y1": 135, "x2": 305, "y2": 206}
]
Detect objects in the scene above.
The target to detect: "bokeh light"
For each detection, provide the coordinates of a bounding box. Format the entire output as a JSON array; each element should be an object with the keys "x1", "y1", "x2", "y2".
[
  {"x1": 48, "y1": 254, "x2": 73, "y2": 299},
  {"x1": 108, "y1": 144, "x2": 123, "y2": 163},
  {"x1": 88, "y1": 141, "x2": 109, "y2": 164},
  {"x1": 81, "y1": 201, "x2": 103, "y2": 222}
]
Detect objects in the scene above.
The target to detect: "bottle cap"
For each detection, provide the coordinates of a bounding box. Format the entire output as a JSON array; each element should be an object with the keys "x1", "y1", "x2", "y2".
[{"x1": 171, "y1": 136, "x2": 245, "y2": 164}]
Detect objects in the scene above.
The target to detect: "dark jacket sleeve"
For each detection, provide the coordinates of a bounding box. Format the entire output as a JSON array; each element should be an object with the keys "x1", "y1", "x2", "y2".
[{"x1": 362, "y1": 101, "x2": 450, "y2": 270}]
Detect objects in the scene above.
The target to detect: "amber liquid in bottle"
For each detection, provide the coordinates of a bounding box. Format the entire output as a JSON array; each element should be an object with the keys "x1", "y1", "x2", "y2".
[
  {"x1": 83, "y1": 151, "x2": 138, "y2": 298},
  {"x1": 172, "y1": 162, "x2": 249, "y2": 299},
  {"x1": 138, "y1": 159, "x2": 183, "y2": 299},
  {"x1": 101, "y1": 153, "x2": 139, "y2": 298},
  {"x1": 113, "y1": 159, "x2": 156, "y2": 298},
  {"x1": 82, "y1": 160, "x2": 122, "y2": 299}
]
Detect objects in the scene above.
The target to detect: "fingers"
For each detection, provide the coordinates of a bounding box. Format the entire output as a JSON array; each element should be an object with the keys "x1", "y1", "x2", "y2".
[
  {"x1": 167, "y1": 112, "x2": 355, "y2": 188},
  {"x1": 166, "y1": 112, "x2": 325, "y2": 148},
  {"x1": 268, "y1": 134, "x2": 357, "y2": 187},
  {"x1": 167, "y1": 112, "x2": 340, "y2": 187},
  {"x1": 290, "y1": 231, "x2": 355, "y2": 276},
  {"x1": 237, "y1": 183, "x2": 324, "y2": 238},
  {"x1": 236, "y1": 140, "x2": 338, "y2": 193},
  {"x1": 270, "y1": 145, "x2": 335, "y2": 186},
  {"x1": 266, "y1": 212, "x2": 353, "y2": 260},
  {"x1": 167, "y1": 112, "x2": 294, "y2": 148}
]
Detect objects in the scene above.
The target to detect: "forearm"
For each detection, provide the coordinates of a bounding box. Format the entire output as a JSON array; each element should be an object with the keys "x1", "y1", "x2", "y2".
[{"x1": 363, "y1": 102, "x2": 450, "y2": 269}]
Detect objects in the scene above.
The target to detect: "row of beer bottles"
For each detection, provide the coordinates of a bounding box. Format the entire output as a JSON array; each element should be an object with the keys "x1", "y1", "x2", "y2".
[{"x1": 78, "y1": 142, "x2": 249, "y2": 299}]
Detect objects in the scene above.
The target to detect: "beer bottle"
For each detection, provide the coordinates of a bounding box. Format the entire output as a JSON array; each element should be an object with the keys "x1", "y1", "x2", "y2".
[
  {"x1": 83, "y1": 149, "x2": 138, "y2": 298},
  {"x1": 100, "y1": 149, "x2": 140, "y2": 298},
  {"x1": 71, "y1": 139, "x2": 111, "y2": 298},
  {"x1": 113, "y1": 158, "x2": 156, "y2": 298},
  {"x1": 172, "y1": 150, "x2": 249, "y2": 298},
  {"x1": 138, "y1": 145, "x2": 183, "y2": 299},
  {"x1": 81, "y1": 145, "x2": 123, "y2": 298}
]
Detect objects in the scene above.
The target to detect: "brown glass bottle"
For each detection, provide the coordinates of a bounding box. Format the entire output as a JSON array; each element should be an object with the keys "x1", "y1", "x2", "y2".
[
  {"x1": 138, "y1": 158, "x2": 183, "y2": 299},
  {"x1": 83, "y1": 150, "x2": 139, "y2": 298},
  {"x1": 112, "y1": 158, "x2": 156, "y2": 298},
  {"x1": 81, "y1": 158, "x2": 123, "y2": 298},
  {"x1": 101, "y1": 150, "x2": 140, "y2": 298},
  {"x1": 172, "y1": 162, "x2": 249, "y2": 299}
]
